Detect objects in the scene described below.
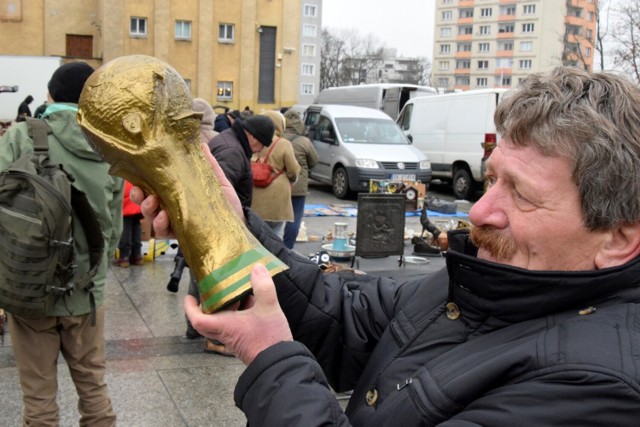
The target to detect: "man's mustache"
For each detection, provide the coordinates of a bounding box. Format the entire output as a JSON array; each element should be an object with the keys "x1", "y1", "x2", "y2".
[{"x1": 469, "y1": 226, "x2": 517, "y2": 262}]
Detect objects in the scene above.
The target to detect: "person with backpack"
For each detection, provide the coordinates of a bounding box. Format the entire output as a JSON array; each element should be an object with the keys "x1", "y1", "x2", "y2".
[{"x1": 0, "y1": 62, "x2": 123, "y2": 426}]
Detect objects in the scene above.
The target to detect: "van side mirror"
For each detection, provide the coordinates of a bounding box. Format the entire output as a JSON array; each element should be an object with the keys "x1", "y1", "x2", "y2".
[
  {"x1": 321, "y1": 130, "x2": 335, "y2": 144},
  {"x1": 407, "y1": 134, "x2": 413, "y2": 143}
]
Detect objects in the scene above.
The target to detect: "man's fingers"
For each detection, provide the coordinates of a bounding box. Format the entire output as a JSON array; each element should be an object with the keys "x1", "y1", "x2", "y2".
[{"x1": 184, "y1": 295, "x2": 223, "y2": 336}]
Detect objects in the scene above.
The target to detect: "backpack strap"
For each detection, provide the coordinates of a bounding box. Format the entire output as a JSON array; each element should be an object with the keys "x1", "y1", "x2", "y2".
[
  {"x1": 262, "y1": 137, "x2": 285, "y2": 180},
  {"x1": 25, "y1": 117, "x2": 52, "y2": 153},
  {"x1": 27, "y1": 117, "x2": 104, "y2": 326}
]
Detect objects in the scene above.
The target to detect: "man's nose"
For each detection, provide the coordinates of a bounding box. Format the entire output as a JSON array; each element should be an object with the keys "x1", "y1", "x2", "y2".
[{"x1": 469, "y1": 184, "x2": 508, "y2": 229}]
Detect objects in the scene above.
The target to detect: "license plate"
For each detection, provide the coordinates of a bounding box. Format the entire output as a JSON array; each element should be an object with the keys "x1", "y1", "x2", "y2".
[{"x1": 391, "y1": 174, "x2": 416, "y2": 181}]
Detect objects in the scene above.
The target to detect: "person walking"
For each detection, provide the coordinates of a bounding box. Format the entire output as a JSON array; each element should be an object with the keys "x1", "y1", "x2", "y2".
[
  {"x1": 114, "y1": 180, "x2": 144, "y2": 267},
  {"x1": 15, "y1": 95, "x2": 34, "y2": 122},
  {"x1": 0, "y1": 62, "x2": 123, "y2": 426},
  {"x1": 250, "y1": 110, "x2": 300, "y2": 239},
  {"x1": 282, "y1": 109, "x2": 318, "y2": 249}
]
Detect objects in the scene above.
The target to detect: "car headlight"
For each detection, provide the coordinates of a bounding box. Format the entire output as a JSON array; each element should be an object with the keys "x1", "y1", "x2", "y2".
[
  {"x1": 419, "y1": 160, "x2": 431, "y2": 170},
  {"x1": 355, "y1": 159, "x2": 379, "y2": 169}
]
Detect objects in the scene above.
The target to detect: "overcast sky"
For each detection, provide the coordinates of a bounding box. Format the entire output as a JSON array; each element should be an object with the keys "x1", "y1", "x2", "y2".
[{"x1": 321, "y1": 0, "x2": 435, "y2": 59}]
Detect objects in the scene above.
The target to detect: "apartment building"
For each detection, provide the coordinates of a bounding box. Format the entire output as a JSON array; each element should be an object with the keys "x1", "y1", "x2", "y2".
[
  {"x1": 0, "y1": 0, "x2": 322, "y2": 110},
  {"x1": 432, "y1": 0, "x2": 598, "y2": 92},
  {"x1": 298, "y1": 0, "x2": 322, "y2": 105}
]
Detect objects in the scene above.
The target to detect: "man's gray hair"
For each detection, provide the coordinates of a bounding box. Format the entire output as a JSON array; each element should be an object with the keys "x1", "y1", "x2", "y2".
[{"x1": 495, "y1": 66, "x2": 640, "y2": 230}]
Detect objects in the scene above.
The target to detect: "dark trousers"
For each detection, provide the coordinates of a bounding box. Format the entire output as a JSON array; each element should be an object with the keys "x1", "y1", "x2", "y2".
[
  {"x1": 283, "y1": 196, "x2": 306, "y2": 249},
  {"x1": 118, "y1": 214, "x2": 143, "y2": 259}
]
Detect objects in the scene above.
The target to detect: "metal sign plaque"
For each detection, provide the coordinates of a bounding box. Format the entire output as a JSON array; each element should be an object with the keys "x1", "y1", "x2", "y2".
[{"x1": 355, "y1": 194, "x2": 406, "y2": 257}]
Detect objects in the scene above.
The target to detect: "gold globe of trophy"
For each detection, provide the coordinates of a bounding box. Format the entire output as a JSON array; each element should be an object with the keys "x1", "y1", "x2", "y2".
[{"x1": 77, "y1": 55, "x2": 287, "y2": 313}]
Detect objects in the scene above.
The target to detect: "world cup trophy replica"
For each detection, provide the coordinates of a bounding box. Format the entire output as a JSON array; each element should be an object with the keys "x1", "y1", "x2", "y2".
[{"x1": 77, "y1": 55, "x2": 287, "y2": 313}]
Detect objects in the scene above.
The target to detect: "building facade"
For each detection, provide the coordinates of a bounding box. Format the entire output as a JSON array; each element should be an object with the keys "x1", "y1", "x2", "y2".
[
  {"x1": 0, "y1": 0, "x2": 322, "y2": 110},
  {"x1": 297, "y1": 0, "x2": 322, "y2": 105},
  {"x1": 432, "y1": 0, "x2": 597, "y2": 92}
]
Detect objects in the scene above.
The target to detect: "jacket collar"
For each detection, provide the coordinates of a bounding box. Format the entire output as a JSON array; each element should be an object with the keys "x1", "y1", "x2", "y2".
[{"x1": 445, "y1": 230, "x2": 640, "y2": 323}]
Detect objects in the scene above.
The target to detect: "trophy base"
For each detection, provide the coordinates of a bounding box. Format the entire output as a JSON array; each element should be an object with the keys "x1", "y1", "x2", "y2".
[{"x1": 198, "y1": 246, "x2": 287, "y2": 313}]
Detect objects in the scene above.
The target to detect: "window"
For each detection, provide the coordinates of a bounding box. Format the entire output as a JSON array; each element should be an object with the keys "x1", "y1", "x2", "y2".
[
  {"x1": 459, "y1": 26, "x2": 473, "y2": 35},
  {"x1": 479, "y1": 42, "x2": 490, "y2": 52},
  {"x1": 442, "y1": 0, "x2": 453, "y2": 3},
  {"x1": 437, "y1": 77, "x2": 450, "y2": 87},
  {"x1": 301, "y1": 83, "x2": 315, "y2": 95},
  {"x1": 457, "y1": 42, "x2": 472, "y2": 52},
  {"x1": 498, "y1": 41, "x2": 513, "y2": 51},
  {"x1": 440, "y1": 44, "x2": 451, "y2": 54},
  {"x1": 481, "y1": 8, "x2": 492, "y2": 17},
  {"x1": 478, "y1": 60, "x2": 489, "y2": 69},
  {"x1": 500, "y1": 5, "x2": 516, "y2": 15},
  {"x1": 585, "y1": 47, "x2": 592, "y2": 57},
  {"x1": 217, "y1": 81, "x2": 233, "y2": 100},
  {"x1": 588, "y1": 11, "x2": 594, "y2": 21},
  {"x1": 460, "y1": 8, "x2": 473, "y2": 18},
  {"x1": 130, "y1": 17, "x2": 147, "y2": 36},
  {"x1": 566, "y1": 25, "x2": 583, "y2": 36},
  {"x1": 499, "y1": 23, "x2": 514, "y2": 33},
  {"x1": 455, "y1": 76, "x2": 470, "y2": 86},
  {"x1": 175, "y1": 20, "x2": 191, "y2": 40},
  {"x1": 302, "y1": 63, "x2": 315, "y2": 76},
  {"x1": 520, "y1": 59, "x2": 532, "y2": 69},
  {"x1": 442, "y1": 10, "x2": 452, "y2": 20},
  {"x1": 501, "y1": 76, "x2": 511, "y2": 86},
  {"x1": 439, "y1": 61, "x2": 450, "y2": 70},
  {"x1": 496, "y1": 58, "x2": 513, "y2": 68},
  {"x1": 586, "y1": 29, "x2": 593, "y2": 40},
  {"x1": 303, "y1": 24, "x2": 317, "y2": 37},
  {"x1": 479, "y1": 26, "x2": 491, "y2": 35},
  {"x1": 477, "y1": 78, "x2": 488, "y2": 87},
  {"x1": 304, "y1": 4, "x2": 317, "y2": 17},
  {"x1": 440, "y1": 27, "x2": 452, "y2": 37},
  {"x1": 520, "y1": 41, "x2": 533, "y2": 52},
  {"x1": 522, "y1": 23, "x2": 535, "y2": 33},
  {"x1": 302, "y1": 44, "x2": 316, "y2": 56},
  {"x1": 218, "y1": 24, "x2": 234, "y2": 42},
  {"x1": 456, "y1": 60, "x2": 471, "y2": 69},
  {"x1": 523, "y1": 4, "x2": 536, "y2": 15}
]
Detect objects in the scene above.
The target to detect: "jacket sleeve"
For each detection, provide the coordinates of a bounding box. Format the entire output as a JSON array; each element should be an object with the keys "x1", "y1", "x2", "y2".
[
  {"x1": 235, "y1": 341, "x2": 351, "y2": 427},
  {"x1": 245, "y1": 208, "x2": 424, "y2": 391},
  {"x1": 305, "y1": 137, "x2": 319, "y2": 169},
  {"x1": 281, "y1": 141, "x2": 301, "y2": 182}
]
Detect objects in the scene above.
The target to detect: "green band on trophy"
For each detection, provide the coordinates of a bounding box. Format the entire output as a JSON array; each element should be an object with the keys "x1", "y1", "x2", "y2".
[{"x1": 199, "y1": 247, "x2": 287, "y2": 313}]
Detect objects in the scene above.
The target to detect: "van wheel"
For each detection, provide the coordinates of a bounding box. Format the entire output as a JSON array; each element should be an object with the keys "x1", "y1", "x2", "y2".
[
  {"x1": 332, "y1": 167, "x2": 352, "y2": 199},
  {"x1": 452, "y1": 168, "x2": 475, "y2": 200}
]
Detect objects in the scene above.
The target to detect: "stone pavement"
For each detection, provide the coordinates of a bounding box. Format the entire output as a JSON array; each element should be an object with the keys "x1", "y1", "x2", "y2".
[{"x1": 0, "y1": 210, "x2": 463, "y2": 426}]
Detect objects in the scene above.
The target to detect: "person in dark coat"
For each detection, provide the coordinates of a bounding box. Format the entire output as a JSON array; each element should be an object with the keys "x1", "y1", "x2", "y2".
[
  {"x1": 135, "y1": 67, "x2": 640, "y2": 425},
  {"x1": 16, "y1": 95, "x2": 34, "y2": 122}
]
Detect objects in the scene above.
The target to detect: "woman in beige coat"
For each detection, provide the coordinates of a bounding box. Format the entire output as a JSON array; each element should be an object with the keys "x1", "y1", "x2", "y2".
[{"x1": 250, "y1": 110, "x2": 300, "y2": 238}]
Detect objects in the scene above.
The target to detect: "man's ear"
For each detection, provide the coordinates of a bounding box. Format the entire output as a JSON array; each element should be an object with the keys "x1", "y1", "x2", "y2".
[{"x1": 595, "y1": 222, "x2": 640, "y2": 269}]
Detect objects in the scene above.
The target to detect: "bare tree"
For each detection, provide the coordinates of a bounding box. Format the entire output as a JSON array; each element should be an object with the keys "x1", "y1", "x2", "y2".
[
  {"x1": 595, "y1": 0, "x2": 612, "y2": 71},
  {"x1": 320, "y1": 28, "x2": 386, "y2": 88},
  {"x1": 415, "y1": 57, "x2": 432, "y2": 86},
  {"x1": 320, "y1": 28, "x2": 345, "y2": 90},
  {"x1": 611, "y1": 2, "x2": 640, "y2": 83}
]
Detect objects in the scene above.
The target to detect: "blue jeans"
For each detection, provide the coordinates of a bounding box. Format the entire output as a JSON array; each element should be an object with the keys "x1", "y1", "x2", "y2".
[{"x1": 283, "y1": 196, "x2": 306, "y2": 249}]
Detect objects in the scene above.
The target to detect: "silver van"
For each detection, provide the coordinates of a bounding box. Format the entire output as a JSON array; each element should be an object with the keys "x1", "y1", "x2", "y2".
[{"x1": 304, "y1": 104, "x2": 432, "y2": 199}]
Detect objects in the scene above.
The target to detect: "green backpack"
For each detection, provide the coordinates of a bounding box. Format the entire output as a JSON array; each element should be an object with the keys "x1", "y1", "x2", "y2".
[{"x1": 0, "y1": 118, "x2": 104, "y2": 322}]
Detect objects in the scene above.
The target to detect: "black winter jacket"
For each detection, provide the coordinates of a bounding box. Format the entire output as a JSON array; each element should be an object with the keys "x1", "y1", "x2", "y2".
[
  {"x1": 208, "y1": 126, "x2": 253, "y2": 208},
  {"x1": 235, "y1": 211, "x2": 640, "y2": 426}
]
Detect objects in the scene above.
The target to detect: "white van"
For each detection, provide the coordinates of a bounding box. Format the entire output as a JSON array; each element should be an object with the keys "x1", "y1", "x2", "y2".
[
  {"x1": 314, "y1": 84, "x2": 437, "y2": 120},
  {"x1": 304, "y1": 104, "x2": 432, "y2": 199},
  {"x1": 396, "y1": 88, "x2": 507, "y2": 199}
]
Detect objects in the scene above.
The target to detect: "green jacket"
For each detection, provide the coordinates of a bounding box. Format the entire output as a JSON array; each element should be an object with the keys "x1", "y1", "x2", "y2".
[{"x1": 0, "y1": 104, "x2": 123, "y2": 316}]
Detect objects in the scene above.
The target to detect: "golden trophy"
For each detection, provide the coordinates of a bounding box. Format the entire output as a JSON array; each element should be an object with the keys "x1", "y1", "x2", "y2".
[{"x1": 77, "y1": 55, "x2": 287, "y2": 313}]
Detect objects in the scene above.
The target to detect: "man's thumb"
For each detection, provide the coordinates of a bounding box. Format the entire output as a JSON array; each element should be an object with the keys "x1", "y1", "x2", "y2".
[{"x1": 250, "y1": 263, "x2": 278, "y2": 306}]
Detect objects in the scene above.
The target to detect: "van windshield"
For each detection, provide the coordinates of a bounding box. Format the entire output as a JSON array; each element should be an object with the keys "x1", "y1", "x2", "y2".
[{"x1": 335, "y1": 118, "x2": 408, "y2": 144}]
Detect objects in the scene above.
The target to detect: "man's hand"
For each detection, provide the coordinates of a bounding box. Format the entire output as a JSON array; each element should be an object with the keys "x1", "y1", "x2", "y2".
[
  {"x1": 184, "y1": 263, "x2": 293, "y2": 366},
  {"x1": 129, "y1": 142, "x2": 246, "y2": 237}
]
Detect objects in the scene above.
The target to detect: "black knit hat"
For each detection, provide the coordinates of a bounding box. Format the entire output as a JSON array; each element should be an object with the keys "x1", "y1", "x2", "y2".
[
  {"x1": 48, "y1": 62, "x2": 95, "y2": 104},
  {"x1": 242, "y1": 115, "x2": 274, "y2": 146}
]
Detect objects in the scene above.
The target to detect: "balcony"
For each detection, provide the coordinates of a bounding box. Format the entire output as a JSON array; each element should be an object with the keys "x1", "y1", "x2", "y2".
[
  {"x1": 498, "y1": 14, "x2": 516, "y2": 21},
  {"x1": 456, "y1": 34, "x2": 473, "y2": 41},
  {"x1": 497, "y1": 30, "x2": 514, "y2": 39},
  {"x1": 457, "y1": 17, "x2": 474, "y2": 25},
  {"x1": 495, "y1": 68, "x2": 512, "y2": 76},
  {"x1": 496, "y1": 50, "x2": 513, "y2": 57},
  {"x1": 454, "y1": 68, "x2": 471, "y2": 75},
  {"x1": 565, "y1": 15, "x2": 583, "y2": 26},
  {"x1": 459, "y1": 0, "x2": 475, "y2": 6},
  {"x1": 455, "y1": 51, "x2": 472, "y2": 58}
]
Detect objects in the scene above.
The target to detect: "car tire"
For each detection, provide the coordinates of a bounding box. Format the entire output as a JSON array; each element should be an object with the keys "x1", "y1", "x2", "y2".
[
  {"x1": 332, "y1": 167, "x2": 352, "y2": 199},
  {"x1": 452, "y1": 168, "x2": 475, "y2": 200}
]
